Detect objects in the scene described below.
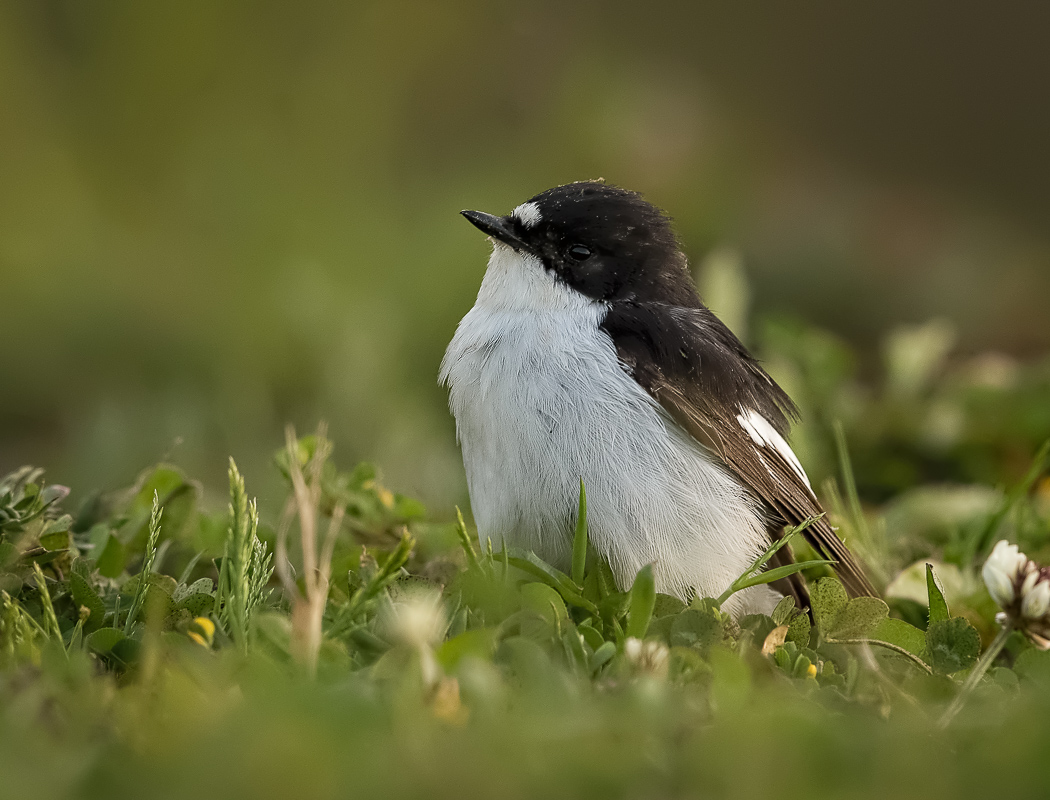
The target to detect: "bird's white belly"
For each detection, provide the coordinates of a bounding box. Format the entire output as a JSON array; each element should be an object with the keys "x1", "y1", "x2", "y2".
[{"x1": 440, "y1": 246, "x2": 775, "y2": 612}]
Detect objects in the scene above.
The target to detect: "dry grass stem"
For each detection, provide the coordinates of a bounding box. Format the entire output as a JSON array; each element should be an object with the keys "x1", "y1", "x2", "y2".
[{"x1": 278, "y1": 422, "x2": 346, "y2": 676}]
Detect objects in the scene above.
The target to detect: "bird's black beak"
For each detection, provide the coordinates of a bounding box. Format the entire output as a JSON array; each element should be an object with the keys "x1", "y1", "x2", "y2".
[{"x1": 461, "y1": 210, "x2": 531, "y2": 253}]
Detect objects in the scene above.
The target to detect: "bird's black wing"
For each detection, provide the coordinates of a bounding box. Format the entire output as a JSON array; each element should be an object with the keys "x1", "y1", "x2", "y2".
[{"x1": 601, "y1": 300, "x2": 877, "y2": 599}]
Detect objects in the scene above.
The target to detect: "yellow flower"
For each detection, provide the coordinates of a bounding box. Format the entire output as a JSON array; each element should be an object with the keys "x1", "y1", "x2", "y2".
[
  {"x1": 188, "y1": 616, "x2": 215, "y2": 647},
  {"x1": 431, "y1": 677, "x2": 469, "y2": 725},
  {"x1": 378, "y1": 488, "x2": 395, "y2": 509}
]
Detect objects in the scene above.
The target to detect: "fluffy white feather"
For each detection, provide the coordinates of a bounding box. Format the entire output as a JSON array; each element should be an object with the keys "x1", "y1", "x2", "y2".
[{"x1": 440, "y1": 244, "x2": 780, "y2": 615}]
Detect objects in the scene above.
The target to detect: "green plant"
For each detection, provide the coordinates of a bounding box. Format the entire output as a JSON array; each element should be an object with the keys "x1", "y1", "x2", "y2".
[{"x1": 1, "y1": 314, "x2": 1049, "y2": 800}]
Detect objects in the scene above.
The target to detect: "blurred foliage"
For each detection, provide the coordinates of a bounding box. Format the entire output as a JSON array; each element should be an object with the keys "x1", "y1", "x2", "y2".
[
  {"x1": 4, "y1": 6, "x2": 1050, "y2": 795},
  {"x1": 1, "y1": 309, "x2": 1050, "y2": 798},
  {"x1": 3, "y1": 1, "x2": 1050, "y2": 510}
]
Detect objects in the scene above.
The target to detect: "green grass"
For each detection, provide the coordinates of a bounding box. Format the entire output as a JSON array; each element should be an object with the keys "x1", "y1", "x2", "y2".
[{"x1": 2, "y1": 317, "x2": 1050, "y2": 800}]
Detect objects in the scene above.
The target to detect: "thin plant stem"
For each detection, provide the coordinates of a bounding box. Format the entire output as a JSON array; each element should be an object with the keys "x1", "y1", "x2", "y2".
[
  {"x1": 279, "y1": 423, "x2": 338, "y2": 678},
  {"x1": 829, "y1": 637, "x2": 933, "y2": 675},
  {"x1": 939, "y1": 623, "x2": 1013, "y2": 728},
  {"x1": 274, "y1": 496, "x2": 297, "y2": 595}
]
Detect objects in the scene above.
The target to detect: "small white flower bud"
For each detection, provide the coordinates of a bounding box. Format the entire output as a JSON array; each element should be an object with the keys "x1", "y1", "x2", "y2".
[
  {"x1": 624, "y1": 636, "x2": 669, "y2": 678},
  {"x1": 1022, "y1": 578, "x2": 1050, "y2": 621},
  {"x1": 624, "y1": 637, "x2": 643, "y2": 663},
  {"x1": 982, "y1": 540, "x2": 1026, "y2": 607},
  {"x1": 1021, "y1": 569, "x2": 1040, "y2": 598}
]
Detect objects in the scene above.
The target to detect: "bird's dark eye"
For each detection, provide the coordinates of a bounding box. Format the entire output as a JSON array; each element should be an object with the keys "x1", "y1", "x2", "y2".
[{"x1": 566, "y1": 244, "x2": 592, "y2": 261}]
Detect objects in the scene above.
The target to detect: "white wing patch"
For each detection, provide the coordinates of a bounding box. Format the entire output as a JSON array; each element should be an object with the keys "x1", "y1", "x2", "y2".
[
  {"x1": 736, "y1": 408, "x2": 812, "y2": 490},
  {"x1": 511, "y1": 201, "x2": 542, "y2": 229}
]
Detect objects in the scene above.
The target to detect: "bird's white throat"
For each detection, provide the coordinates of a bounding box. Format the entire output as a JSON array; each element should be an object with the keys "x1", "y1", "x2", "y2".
[{"x1": 440, "y1": 244, "x2": 778, "y2": 615}]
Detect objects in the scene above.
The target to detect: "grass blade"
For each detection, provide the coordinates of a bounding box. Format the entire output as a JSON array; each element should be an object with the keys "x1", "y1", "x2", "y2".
[
  {"x1": 571, "y1": 479, "x2": 588, "y2": 587},
  {"x1": 124, "y1": 491, "x2": 162, "y2": 633},
  {"x1": 626, "y1": 564, "x2": 655, "y2": 639}
]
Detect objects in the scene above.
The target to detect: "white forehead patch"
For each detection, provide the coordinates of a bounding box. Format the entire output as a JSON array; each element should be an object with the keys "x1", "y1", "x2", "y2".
[{"x1": 511, "y1": 201, "x2": 542, "y2": 229}]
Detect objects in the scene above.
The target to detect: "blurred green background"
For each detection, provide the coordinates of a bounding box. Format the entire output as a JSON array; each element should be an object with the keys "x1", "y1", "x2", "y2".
[{"x1": 3, "y1": 1, "x2": 1050, "y2": 514}]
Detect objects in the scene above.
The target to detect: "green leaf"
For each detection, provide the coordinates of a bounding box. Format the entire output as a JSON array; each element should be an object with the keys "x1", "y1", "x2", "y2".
[
  {"x1": 520, "y1": 582, "x2": 568, "y2": 625},
  {"x1": 38, "y1": 531, "x2": 69, "y2": 551},
  {"x1": 581, "y1": 569, "x2": 602, "y2": 605},
  {"x1": 41, "y1": 514, "x2": 72, "y2": 535},
  {"x1": 436, "y1": 628, "x2": 498, "y2": 671},
  {"x1": 729, "y1": 559, "x2": 833, "y2": 596},
  {"x1": 40, "y1": 515, "x2": 72, "y2": 550},
  {"x1": 792, "y1": 653, "x2": 815, "y2": 679},
  {"x1": 130, "y1": 584, "x2": 173, "y2": 625},
  {"x1": 669, "y1": 608, "x2": 723, "y2": 651},
  {"x1": 652, "y1": 593, "x2": 686, "y2": 618},
  {"x1": 772, "y1": 595, "x2": 796, "y2": 626},
  {"x1": 925, "y1": 617, "x2": 981, "y2": 674},
  {"x1": 173, "y1": 577, "x2": 214, "y2": 603},
  {"x1": 39, "y1": 485, "x2": 69, "y2": 507},
  {"x1": 0, "y1": 541, "x2": 18, "y2": 570},
  {"x1": 571, "y1": 480, "x2": 588, "y2": 586},
  {"x1": 774, "y1": 642, "x2": 796, "y2": 671},
  {"x1": 669, "y1": 646, "x2": 710, "y2": 683},
  {"x1": 133, "y1": 466, "x2": 181, "y2": 504},
  {"x1": 110, "y1": 637, "x2": 141, "y2": 667},
  {"x1": 69, "y1": 572, "x2": 106, "y2": 633},
  {"x1": 26, "y1": 550, "x2": 65, "y2": 566},
  {"x1": 626, "y1": 564, "x2": 656, "y2": 639},
  {"x1": 506, "y1": 553, "x2": 599, "y2": 616},
  {"x1": 811, "y1": 577, "x2": 849, "y2": 637},
  {"x1": 926, "y1": 563, "x2": 950, "y2": 625},
  {"x1": 149, "y1": 573, "x2": 177, "y2": 596},
  {"x1": 716, "y1": 517, "x2": 826, "y2": 605},
  {"x1": 598, "y1": 592, "x2": 630, "y2": 626},
  {"x1": 175, "y1": 593, "x2": 215, "y2": 617},
  {"x1": 66, "y1": 619, "x2": 84, "y2": 652},
  {"x1": 786, "y1": 610, "x2": 812, "y2": 648},
  {"x1": 1014, "y1": 648, "x2": 1050, "y2": 691},
  {"x1": 740, "y1": 613, "x2": 777, "y2": 644},
  {"x1": 871, "y1": 617, "x2": 927, "y2": 657},
  {"x1": 86, "y1": 627, "x2": 127, "y2": 654},
  {"x1": 594, "y1": 559, "x2": 618, "y2": 600},
  {"x1": 828, "y1": 597, "x2": 889, "y2": 640},
  {"x1": 589, "y1": 641, "x2": 616, "y2": 673},
  {"x1": 96, "y1": 534, "x2": 127, "y2": 579},
  {"x1": 561, "y1": 624, "x2": 588, "y2": 670},
  {"x1": 577, "y1": 620, "x2": 605, "y2": 651}
]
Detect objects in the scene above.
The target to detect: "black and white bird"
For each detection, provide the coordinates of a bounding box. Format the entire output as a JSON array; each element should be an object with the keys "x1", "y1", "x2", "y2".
[{"x1": 440, "y1": 181, "x2": 875, "y2": 616}]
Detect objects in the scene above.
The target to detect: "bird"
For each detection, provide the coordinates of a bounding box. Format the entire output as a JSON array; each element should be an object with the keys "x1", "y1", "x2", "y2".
[{"x1": 439, "y1": 181, "x2": 876, "y2": 617}]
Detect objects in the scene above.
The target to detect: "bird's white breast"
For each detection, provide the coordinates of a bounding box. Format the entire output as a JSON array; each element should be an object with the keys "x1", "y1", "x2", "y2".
[{"x1": 440, "y1": 245, "x2": 776, "y2": 614}]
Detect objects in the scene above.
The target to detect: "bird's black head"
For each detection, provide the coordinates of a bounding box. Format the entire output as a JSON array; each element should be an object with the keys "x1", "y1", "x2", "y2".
[{"x1": 462, "y1": 182, "x2": 700, "y2": 306}]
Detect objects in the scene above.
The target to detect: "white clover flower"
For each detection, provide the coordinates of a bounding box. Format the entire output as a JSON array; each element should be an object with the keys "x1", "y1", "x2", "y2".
[
  {"x1": 384, "y1": 589, "x2": 446, "y2": 649},
  {"x1": 982, "y1": 540, "x2": 1050, "y2": 646},
  {"x1": 624, "y1": 637, "x2": 669, "y2": 678},
  {"x1": 982, "y1": 540, "x2": 1029, "y2": 607}
]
